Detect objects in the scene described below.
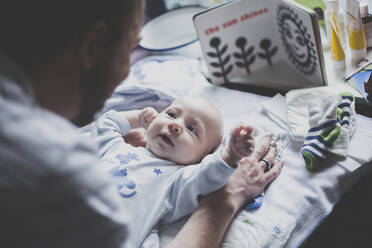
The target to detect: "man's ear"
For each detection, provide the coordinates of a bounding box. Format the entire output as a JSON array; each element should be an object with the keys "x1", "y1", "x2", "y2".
[{"x1": 81, "y1": 21, "x2": 108, "y2": 70}]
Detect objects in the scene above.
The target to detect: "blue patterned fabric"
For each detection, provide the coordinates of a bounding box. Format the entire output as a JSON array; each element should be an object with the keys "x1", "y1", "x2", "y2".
[{"x1": 97, "y1": 56, "x2": 203, "y2": 118}]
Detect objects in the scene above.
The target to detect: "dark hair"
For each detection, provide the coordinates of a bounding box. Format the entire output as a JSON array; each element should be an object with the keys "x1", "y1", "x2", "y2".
[{"x1": 0, "y1": 0, "x2": 142, "y2": 67}]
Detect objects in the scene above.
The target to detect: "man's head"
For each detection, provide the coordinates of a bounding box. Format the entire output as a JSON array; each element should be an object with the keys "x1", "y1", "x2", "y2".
[
  {"x1": 146, "y1": 96, "x2": 223, "y2": 165},
  {"x1": 0, "y1": 0, "x2": 145, "y2": 126}
]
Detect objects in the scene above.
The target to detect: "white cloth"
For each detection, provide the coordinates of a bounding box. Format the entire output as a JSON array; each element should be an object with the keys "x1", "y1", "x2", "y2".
[
  {"x1": 261, "y1": 93, "x2": 289, "y2": 131},
  {"x1": 95, "y1": 55, "x2": 372, "y2": 248},
  {"x1": 286, "y1": 87, "x2": 358, "y2": 143},
  {"x1": 285, "y1": 89, "x2": 370, "y2": 171},
  {"x1": 286, "y1": 90, "x2": 331, "y2": 142},
  {"x1": 348, "y1": 127, "x2": 372, "y2": 163},
  {"x1": 222, "y1": 211, "x2": 296, "y2": 248},
  {"x1": 141, "y1": 229, "x2": 160, "y2": 248},
  {"x1": 0, "y1": 54, "x2": 130, "y2": 247},
  {"x1": 89, "y1": 110, "x2": 235, "y2": 248},
  {"x1": 337, "y1": 118, "x2": 372, "y2": 170},
  {"x1": 155, "y1": 70, "x2": 372, "y2": 247}
]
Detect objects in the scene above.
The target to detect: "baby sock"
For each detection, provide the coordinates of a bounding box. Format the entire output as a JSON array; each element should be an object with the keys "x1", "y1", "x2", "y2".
[
  {"x1": 301, "y1": 93, "x2": 354, "y2": 171},
  {"x1": 337, "y1": 92, "x2": 354, "y2": 128},
  {"x1": 332, "y1": 92, "x2": 355, "y2": 155}
]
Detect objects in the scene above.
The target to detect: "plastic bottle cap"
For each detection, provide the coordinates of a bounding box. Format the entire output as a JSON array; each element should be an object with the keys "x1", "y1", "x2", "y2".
[
  {"x1": 360, "y1": 1, "x2": 369, "y2": 17},
  {"x1": 325, "y1": 0, "x2": 338, "y2": 11},
  {"x1": 314, "y1": 7, "x2": 324, "y2": 20}
]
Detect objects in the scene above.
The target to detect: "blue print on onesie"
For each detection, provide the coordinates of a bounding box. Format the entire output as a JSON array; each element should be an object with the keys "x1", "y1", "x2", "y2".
[
  {"x1": 153, "y1": 168, "x2": 162, "y2": 175},
  {"x1": 110, "y1": 153, "x2": 140, "y2": 198},
  {"x1": 116, "y1": 153, "x2": 139, "y2": 164}
]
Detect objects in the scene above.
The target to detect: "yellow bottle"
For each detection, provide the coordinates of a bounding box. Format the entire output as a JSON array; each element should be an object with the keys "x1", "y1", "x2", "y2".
[
  {"x1": 348, "y1": 26, "x2": 367, "y2": 50},
  {"x1": 331, "y1": 11, "x2": 346, "y2": 70},
  {"x1": 347, "y1": 0, "x2": 367, "y2": 64}
]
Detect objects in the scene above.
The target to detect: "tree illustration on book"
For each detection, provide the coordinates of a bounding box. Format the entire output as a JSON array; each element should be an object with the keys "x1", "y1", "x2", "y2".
[
  {"x1": 257, "y1": 38, "x2": 278, "y2": 66},
  {"x1": 207, "y1": 37, "x2": 233, "y2": 83},
  {"x1": 233, "y1": 37, "x2": 256, "y2": 74},
  {"x1": 193, "y1": 0, "x2": 325, "y2": 88}
]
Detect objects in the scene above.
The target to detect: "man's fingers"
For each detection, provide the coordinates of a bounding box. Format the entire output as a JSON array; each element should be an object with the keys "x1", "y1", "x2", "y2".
[
  {"x1": 257, "y1": 146, "x2": 277, "y2": 171},
  {"x1": 251, "y1": 136, "x2": 271, "y2": 161},
  {"x1": 263, "y1": 161, "x2": 283, "y2": 183},
  {"x1": 262, "y1": 146, "x2": 276, "y2": 165}
]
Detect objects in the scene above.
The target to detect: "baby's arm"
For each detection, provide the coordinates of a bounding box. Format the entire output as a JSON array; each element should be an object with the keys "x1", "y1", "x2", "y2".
[
  {"x1": 122, "y1": 107, "x2": 157, "y2": 148},
  {"x1": 163, "y1": 153, "x2": 235, "y2": 223},
  {"x1": 91, "y1": 108, "x2": 157, "y2": 157},
  {"x1": 123, "y1": 107, "x2": 157, "y2": 130},
  {"x1": 163, "y1": 124, "x2": 255, "y2": 222},
  {"x1": 220, "y1": 124, "x2": 255, "y2": 167}
]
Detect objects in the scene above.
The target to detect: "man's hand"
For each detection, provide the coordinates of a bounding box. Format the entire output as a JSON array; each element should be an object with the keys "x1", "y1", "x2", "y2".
[
  {"x1": 139, "y1": 107, "x2": 158, "y2": 129},
  {"x1": 221, "y1": 125, "x2": 255, "y2": 167},
  {"x1": 222, "y1": 136, "x2": 283, "y2": 210},
  {"x1": 167, "y1": 136, "x2": 283, "y2": 248}
]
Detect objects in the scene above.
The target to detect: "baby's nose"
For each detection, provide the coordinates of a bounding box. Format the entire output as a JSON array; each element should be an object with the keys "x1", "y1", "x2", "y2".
[{"x1": 168, "y1": 123, "x2": 182, "y2": 135}]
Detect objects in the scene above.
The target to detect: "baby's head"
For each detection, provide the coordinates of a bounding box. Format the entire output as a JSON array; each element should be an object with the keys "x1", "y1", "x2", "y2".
[{"x1": 146, "y1": 96, "x2": 223, "y2": 165}]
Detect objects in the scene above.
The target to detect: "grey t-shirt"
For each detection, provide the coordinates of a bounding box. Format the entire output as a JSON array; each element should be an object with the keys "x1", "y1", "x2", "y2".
[{"x1": 0, "y1": 55, "x2": 128, "y2": 248}]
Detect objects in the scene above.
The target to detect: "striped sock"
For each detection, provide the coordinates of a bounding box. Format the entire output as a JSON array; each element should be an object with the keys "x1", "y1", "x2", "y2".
[
  {"x1": 337, "y1": 92, "x2": 354, "y2": 128},
  {"x1": 301, "y1": 93, "x2": 354, "y2": 171},
  {"x1": 332, "y1": 92, "x2": 355, "y2": 156},
  {"x1": 302, "y1": 120, "x2": 341, "y2": 171}
]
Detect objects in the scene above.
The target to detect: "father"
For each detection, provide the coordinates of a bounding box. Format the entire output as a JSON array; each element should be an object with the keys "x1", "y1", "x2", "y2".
[{"x1": 0, "y1": 1, "x2": 282, "y2": 247}]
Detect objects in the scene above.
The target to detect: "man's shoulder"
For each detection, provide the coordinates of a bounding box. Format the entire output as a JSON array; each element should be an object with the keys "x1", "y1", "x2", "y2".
[{"x1": 0, "y1": 99, "x2": 99, "y2": 175}]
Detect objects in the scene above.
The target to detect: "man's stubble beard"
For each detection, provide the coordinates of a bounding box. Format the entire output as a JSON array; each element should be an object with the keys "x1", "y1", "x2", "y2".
[{"x1": 72, "y1": 62, "x2": 114, "y2": 127}]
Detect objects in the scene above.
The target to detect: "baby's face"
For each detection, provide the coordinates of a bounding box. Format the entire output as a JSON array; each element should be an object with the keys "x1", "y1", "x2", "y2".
[{"x1": 146, "y1": 97, "x2": 223, "y2": 165}]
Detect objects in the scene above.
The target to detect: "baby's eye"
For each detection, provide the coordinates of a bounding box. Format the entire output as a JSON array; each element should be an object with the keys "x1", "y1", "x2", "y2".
[
  {"x1": 167, "y1": 112, "x2": 175, "y2": 118},
  {"x1": 187, "y1": 125, "x2": 198, "y2": 136}
]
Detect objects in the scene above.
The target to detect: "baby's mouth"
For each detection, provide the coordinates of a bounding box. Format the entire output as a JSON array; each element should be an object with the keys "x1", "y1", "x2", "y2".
[{"x1": 159, "y1": 134, "x2": 174, "y2": 146}]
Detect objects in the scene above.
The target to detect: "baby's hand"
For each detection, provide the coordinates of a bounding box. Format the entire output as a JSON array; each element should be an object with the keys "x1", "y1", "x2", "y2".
[
  {"x1": 229, "y1": 125, "x2": 255, "y2": 159},
  {"x1": 139, "y1": 107, "x2": 158, "y2": 129},
  {"x1": 124, "y1": 128, "x2": 147, "y2": 148},
  {"x1": 221, "y1": 125, "x2": 255, "y2": 167}
]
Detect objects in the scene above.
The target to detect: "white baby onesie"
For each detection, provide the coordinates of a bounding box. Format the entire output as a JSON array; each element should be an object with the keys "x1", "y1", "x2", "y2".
[{"x1": 89, "y1": 110, "x2": 235, "y2": 248}]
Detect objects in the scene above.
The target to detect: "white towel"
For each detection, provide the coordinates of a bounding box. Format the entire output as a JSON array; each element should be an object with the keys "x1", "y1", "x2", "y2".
[
  {"x1": 286, "y1": 90, "x2": 331, "y2": 142},
  {"x1": 222, "y1": 211, "x2": 296, "y2": 248},
  {"x1": 141, "y1": 229, "x2": 160, "y2": 248},
  {"x1": 261, "y1": 93, "x2": 289, "y2": 131},
  {"x1": 96, "y1": 56, "x2": 372, "y2": 248}
]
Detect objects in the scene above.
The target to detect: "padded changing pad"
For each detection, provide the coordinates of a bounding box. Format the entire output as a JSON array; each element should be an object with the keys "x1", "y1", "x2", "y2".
[{"x1": 101, "y1": 55, "x2": 372, "y2": 248}]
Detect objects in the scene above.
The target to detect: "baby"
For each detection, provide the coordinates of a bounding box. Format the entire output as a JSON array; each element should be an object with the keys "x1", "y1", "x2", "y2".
[{"x1": 90, "y1": 96, "x2": 254, "y2": 248}]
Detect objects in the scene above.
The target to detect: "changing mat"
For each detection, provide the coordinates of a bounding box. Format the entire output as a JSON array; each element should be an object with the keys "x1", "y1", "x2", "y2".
[{"x1": 100, "y1": 55, "x2": 372, "y2": 248}]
